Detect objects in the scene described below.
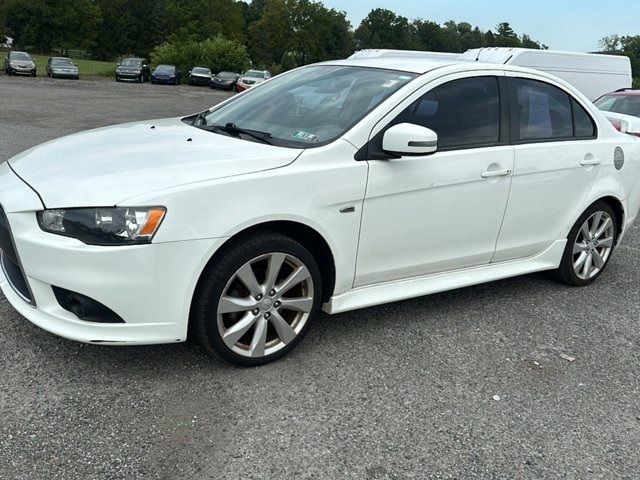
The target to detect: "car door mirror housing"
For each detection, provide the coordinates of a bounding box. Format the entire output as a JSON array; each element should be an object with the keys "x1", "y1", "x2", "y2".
[{"x1": 382, "y1": 123, "x2": 438, "y2": 156}]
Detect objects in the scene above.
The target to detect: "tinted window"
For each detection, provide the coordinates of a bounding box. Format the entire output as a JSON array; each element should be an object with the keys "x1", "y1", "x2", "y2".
[
  {"x1": 572, "y1": 99, "x2": 596, "y2": 138},
  {"x1": 514, "y1": 78, "x2": 573, "y2": 141},
  {"x1": 394, "y1": 77, "x2": 500, "y2": 149}
]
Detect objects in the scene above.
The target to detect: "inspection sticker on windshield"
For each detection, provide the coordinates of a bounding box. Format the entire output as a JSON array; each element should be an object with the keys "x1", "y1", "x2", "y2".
[{"x1": 292, "y1": 131, "x2": 318, "y2": 142}]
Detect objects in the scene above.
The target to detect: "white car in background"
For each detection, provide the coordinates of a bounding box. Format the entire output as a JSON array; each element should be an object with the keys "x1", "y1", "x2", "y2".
[
  {"x1": 235, "y1": 69, "x2": 271, "y2": 92},
  {"x1": 2, "y1": 57, "x2": 640, "y2": 366}
]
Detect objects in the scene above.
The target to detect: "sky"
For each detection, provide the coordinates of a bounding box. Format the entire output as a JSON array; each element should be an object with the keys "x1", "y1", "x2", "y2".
[{"x1": 322, "y1": 0, "x2": 638, "y2": 53}]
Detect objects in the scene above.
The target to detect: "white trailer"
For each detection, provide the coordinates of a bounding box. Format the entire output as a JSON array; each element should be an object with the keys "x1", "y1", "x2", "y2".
[{"x1": 460, "y1": 47, "x2": 632, "y2": 101}]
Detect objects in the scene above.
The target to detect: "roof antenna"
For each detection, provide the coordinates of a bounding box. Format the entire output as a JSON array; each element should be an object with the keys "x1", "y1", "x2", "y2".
[{"x1": 475, "y1": 48, "x2": 483, "y2": 61}]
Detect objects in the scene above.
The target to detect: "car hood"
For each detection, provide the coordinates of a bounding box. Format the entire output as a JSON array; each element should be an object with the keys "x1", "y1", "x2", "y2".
[
  {"x1": 11, "y1": 60, "x2": 34, "y2": 67},
  {"x1": 8, "y1": 117, "x2": 302, "y2": 208}
]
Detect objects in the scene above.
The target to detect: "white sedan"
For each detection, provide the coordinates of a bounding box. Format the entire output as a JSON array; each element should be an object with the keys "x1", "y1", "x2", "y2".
[{"x1": 2, "y1": 57, "x2": 640, "y2": 366}]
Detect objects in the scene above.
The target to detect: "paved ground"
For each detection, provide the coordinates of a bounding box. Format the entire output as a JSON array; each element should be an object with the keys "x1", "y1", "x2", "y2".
[{"x1": 1, "y1": 75, "x2": 640, "y2": 480}]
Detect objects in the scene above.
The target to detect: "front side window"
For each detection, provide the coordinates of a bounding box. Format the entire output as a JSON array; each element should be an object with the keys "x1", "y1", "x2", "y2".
[
  {"x1": 202, "y1": 66, "x2": 417, "y2": 148},
  {"x1": 393, "y1": 76, "x2": 500, "y2": 149}
]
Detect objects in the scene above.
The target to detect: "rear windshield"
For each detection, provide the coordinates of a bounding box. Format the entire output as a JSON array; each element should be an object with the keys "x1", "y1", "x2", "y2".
[{"x1": 595, "y1": 94, "x2": 640, "y2": 117}]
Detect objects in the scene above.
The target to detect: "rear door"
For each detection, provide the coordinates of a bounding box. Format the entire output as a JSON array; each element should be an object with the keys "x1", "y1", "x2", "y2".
[{"x1": 493, "y1": 74, "x2": 604, "y2": 262}]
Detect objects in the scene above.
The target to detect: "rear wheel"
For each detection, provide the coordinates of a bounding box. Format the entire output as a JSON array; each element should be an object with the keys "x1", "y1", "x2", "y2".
[
  {"x1": 194, "y1": 233, "x2": 322, "y2": 366},
  {"x1": 556, "y1": 201, "x2": 618, "y2": 286}
]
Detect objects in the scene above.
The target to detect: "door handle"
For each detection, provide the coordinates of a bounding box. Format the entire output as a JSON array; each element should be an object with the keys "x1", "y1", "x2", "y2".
[
  {"x1": 481, "y1": 168, "x2": 512, "y2": 179},
  {"x1": 580, "y1": 158, "x2": 601, "y2": 166}
]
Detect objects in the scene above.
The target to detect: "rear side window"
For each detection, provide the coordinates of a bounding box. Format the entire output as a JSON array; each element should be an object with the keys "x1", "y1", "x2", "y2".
[
  {"x1": 512, "y1": 78, "x2": 596, "y2": 142},
  {"x1": 394, "y1": 76, "x2": 500, "y2": 149},
  {"x1": 513, "y1": 78, "x2": 573, "y2": 141}
]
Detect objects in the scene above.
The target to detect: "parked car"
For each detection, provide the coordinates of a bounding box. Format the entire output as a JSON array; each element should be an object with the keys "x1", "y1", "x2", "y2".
[
  {"x1": 595, "y1": 89, "x2": 640, "y2": 118},
  {"x1": 189, "y1": 67, "x2": 212, "y2": 86},
  {"x1": 3, "y1": 58, "x2": 640, "y2": 367},
  {"x1": 4, "y1": 51, "x2": 36, "y2": 76},
  {"x1": 235, "y1": 70, "x2": 271, "y2": 92},
  {"x1": 210, "y1": 71, "x2": 241, "y2": 91},
  {"x1": 151, "y1": 64, "x2": 181, "y2": 85},
  {"x1": 115, "y1": 58, "x2": 151, "y2": 83},
  {"x1": 46, "y1": 57, "x2": 79, "y2": 80}
]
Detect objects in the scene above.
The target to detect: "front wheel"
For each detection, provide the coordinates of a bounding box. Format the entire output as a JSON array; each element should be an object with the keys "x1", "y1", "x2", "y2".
[
  {"x1": 194, "y1": 233, "x2": 322, "y2": 366},
  {"x1": 556, "y1": 201, "x2": 618, "y2": 286}
]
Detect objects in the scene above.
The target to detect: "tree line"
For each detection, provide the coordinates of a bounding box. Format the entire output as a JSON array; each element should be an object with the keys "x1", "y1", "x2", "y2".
[{"x1": 1, "y1": 0, "x2": 547, "y2": 71}]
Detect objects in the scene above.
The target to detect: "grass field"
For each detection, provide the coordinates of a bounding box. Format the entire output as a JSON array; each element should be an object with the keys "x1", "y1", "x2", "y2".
[{"x1": 1, "y1": 49, "x2": 116, "y2": 77}]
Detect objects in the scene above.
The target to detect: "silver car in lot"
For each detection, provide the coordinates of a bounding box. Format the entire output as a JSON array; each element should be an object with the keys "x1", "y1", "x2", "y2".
[
  {"x1": 4, "y1": 51, "x2": 36, "y2": 76},
  {"x1": 46, "y1": 57, "x2": 79, "y2": 80}
]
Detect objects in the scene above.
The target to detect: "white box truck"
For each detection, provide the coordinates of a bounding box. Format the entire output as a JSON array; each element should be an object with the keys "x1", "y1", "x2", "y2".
[{"x1": 460, "y1": 47, "x2": 632, "y2": 101}]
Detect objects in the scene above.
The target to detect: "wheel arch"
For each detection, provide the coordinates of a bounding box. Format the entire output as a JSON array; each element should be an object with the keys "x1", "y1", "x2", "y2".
[
  {"x1": 188, "y1": 220, "x2": 337, "y2": 334},
  {"x1": 597, "y1": 195, "x2": 625, "y2": 242}
]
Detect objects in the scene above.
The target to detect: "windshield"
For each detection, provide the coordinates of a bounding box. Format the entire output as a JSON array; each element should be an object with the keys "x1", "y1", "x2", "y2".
[
  {"x1": 11, "y1": 52, "x2": 31, "y2": 61},
  {"x1": 218, "y1": 71, "x2": 236, "y2": 78},
  {"x1": 595, "y1": 94, "x2": 640, "y2": 117},
  {"x1": 245, "y1": 70, "x2": 266, "y2": 79},
  {"x1": 121, "y1": 59, "x2": 142, "y2": 67},
  {"x1": 192, "y1": 67, "x2": 210, "y2": 74},
  {"x1": 202, "y1": 65, "x2": 417, "y2": 148},
  {"x1": 52, "y1": 58, "x2": 73, "y2": 66},
  {"x1": 155, "y1": 65, "x2": 175, "y2": 73}
]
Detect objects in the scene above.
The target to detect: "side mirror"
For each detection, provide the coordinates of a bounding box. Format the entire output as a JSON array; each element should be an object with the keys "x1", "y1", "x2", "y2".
[
  {"x1": 117, "y1": 63, "x2": 120, "y2": 66},
  {"x1": 189, "y1": 70, "x2": 192, "y2": 74},
  {"x1": 382, "y1": 123, "x2": 438, "y2": 156}
]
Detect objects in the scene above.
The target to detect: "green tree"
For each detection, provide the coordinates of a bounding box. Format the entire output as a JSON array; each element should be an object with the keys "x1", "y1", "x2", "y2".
[
  {"x1": 6, "y1": 0, "x2": 101, "y2": 52},
  {"x1": 150, "y1": 35, "x2": 250, "y2": 77},
  {"x1": 413, "y1": 20, "x2": 446, "y2": 51},
  {"x1": 494, "y1": 22, "x2": 520, "y2": 47},
  {"x1": 354, "y1": 8, "x2": 418, "y2": 50}
]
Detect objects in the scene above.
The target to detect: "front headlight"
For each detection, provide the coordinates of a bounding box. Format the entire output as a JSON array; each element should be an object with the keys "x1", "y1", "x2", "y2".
[{"x1": 37, "y1": 207, "x2": 166, "y2": 246}]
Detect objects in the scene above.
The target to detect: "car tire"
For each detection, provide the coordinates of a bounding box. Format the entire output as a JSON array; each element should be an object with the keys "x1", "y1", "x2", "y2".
[
  {"x1": 174, "y1": 79, "x2": 178, "y2": 86},
  {"x1": 555, "y1": 200, "x2": 618, "y2": 287},
  {"x1": 193, "y1": 232, "x2": 322, "y2": 366}
]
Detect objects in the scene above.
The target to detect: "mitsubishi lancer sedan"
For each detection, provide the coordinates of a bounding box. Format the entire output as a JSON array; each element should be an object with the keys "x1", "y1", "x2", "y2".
[{"x1": 2, "y1": 57, "x2": 640, "y2": 366}]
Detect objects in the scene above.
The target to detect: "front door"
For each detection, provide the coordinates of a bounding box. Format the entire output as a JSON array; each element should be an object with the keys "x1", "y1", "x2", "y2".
[{"x1": 355, "y1": 74, "x2": 515, "y2": 287}]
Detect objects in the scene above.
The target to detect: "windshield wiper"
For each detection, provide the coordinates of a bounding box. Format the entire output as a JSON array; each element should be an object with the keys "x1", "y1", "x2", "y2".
[{"x1": 204, "y1": 123, "x2": 275, "y2": 145}]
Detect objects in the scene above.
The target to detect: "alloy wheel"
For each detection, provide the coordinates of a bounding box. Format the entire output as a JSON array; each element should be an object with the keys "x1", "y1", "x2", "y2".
[
  {"x1": 572, "y1": 211, "x2": 615, "y2": 280},
  {"x1": 217, "y1": 252, "x2": 314, "y2": 358}
]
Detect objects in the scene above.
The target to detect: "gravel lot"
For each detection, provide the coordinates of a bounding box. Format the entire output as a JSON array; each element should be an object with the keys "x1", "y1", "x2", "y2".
[{"x1": 1, "y1": 75, "x2": 640, "y2": 480}]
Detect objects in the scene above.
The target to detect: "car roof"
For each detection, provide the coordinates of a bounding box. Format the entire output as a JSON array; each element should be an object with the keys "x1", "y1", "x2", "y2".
[
  {"x1": 9, "y1": 51, "x2": 29, "y2": 55},
  {"x1": 603, "y1": 89, "x2": 640, "y2": 97},
  {"x1": 51, "y1": 57, "x2": 72, "y2": 61}
]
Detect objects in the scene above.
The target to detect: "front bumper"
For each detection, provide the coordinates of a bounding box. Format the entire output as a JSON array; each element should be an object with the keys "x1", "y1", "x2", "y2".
[
  {"x1": 52, "y1": 71, "x2": 79, "y2": 79},
  {"x1": 117, "y1": 71, "x2": 142, "y2": 80},
  {"x1": 0, "y1": 164, "x2": 223, "y2": 345},
  {"x1": 10, "y1": 66, "x2": 36, "y2": 75},
  {"x1": 211, "y1": 81, "x2": 234, "y2": 90},
  {"x1": 152, "y1": 77, "x2": 177, "y2": 85},
  {"x1": 190, "y1": 76, "x2": 210, "y2": 86}
]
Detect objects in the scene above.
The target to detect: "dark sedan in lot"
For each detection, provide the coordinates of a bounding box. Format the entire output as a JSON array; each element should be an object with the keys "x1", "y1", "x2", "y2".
[
  {"x1": 46, "y1": 57, "x2": 79, "y2": 79},
  {"x1": 151, "y1": 64, "x2": 181, "y2": 85},
  {"x1": 189, "y1": 67, "x2": 212, "y2": 86},
  {"x1": 210, "y1": 71, "x2": 241, "y2": 91},
  {"x1": 4, "y1": 51, "x2": 36, "y2": 76},
  {"x1": 115, "y1": 58, "x2": 151, "y2": 82}
]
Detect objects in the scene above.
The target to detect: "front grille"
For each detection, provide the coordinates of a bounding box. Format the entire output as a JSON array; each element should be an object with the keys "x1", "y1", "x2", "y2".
[{"x1": 0, "y1": 206, "x2": 34, "y2": 305}]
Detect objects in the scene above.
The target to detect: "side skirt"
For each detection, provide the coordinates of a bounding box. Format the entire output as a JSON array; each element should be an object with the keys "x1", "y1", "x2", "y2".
[{"x1": 323, "y1": 240, "x2": 566, "y2": 315}]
